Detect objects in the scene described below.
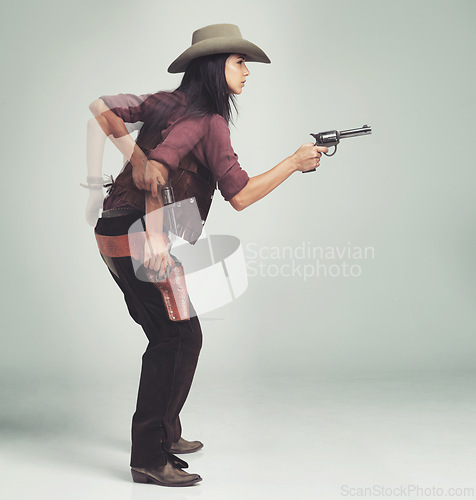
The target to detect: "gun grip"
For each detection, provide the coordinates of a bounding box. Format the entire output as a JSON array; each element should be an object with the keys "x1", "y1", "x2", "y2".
[{"x1": 302, "y1": 168, "x2": 316, "y2": 173}]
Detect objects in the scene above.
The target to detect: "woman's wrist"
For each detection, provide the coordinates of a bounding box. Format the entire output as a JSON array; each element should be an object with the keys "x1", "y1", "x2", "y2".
[
  {"x1": 80, "y1": 176, "x2": 104, "y2": 190},
  {"x1": 283, "y1": 154, "x2": 299, "y2": 174},
  {"x1": 130, "y1": 146, "x2": 148, "y2": 170}
]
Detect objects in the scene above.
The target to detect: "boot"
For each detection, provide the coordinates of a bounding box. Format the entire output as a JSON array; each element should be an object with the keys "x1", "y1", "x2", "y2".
[
  {"x1": 131, "y1": 458, "x2": 201, "y2": 487},
  {"x1": 169, "y1": 437, "x2": 204, "y2": 454}
]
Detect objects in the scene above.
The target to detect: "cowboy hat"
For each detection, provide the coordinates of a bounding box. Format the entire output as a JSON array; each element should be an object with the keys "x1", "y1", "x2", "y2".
[{"x1": 168, "y1": 23, "x2": 271, "y2": 74}]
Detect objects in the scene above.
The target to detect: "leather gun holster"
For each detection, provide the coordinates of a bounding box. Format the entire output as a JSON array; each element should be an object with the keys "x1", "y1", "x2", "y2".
[{"x1": 95, "y1": 231, "x2": 190, "y2": 322}]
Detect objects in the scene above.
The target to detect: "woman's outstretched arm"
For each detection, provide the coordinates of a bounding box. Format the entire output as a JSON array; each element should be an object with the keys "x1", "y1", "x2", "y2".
[{"x1": 229, "y1": 143, "x2": 328, "y2": 211}]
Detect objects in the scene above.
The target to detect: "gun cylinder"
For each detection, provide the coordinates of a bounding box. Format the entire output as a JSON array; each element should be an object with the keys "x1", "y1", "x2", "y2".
[{"x1": 311, "y1": 130, "x2": 340, "y2": 147}]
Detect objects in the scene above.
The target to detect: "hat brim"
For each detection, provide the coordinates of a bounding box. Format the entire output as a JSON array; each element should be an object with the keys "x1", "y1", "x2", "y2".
[{"x1": 168, "y1": 37, "x2": 271, "y2": 73}]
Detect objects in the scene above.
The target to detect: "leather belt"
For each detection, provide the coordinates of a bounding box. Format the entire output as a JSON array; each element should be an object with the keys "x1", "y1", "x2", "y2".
[
  {"x1": 95, "y1": 231, "x2": 146, "y2": 261},
  {"x1": 101, "y1": 207, "x2": 144, "y2": 218}
]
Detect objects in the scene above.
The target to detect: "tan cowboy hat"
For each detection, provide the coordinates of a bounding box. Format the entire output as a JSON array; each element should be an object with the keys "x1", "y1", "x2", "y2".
[{"x1": 168, "y1": 23, "x2": 271, "y2": 74}]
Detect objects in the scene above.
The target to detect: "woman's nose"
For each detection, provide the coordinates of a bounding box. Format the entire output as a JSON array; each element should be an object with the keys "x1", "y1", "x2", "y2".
[{"x1": 244, "y1": 64, "x2": 250, "y2": 76}]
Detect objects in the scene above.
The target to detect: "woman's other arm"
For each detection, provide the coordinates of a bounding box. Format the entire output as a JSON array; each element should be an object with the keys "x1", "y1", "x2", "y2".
[
  {"x1": 85, "y1": 117, "x2": 108, "y2": 226},
  {"x1": 229, "y1": 143, "x2": 328, "y2": 211},
  {"x1": 89, "y1": 98, "x2": 165, "y2": 197}
]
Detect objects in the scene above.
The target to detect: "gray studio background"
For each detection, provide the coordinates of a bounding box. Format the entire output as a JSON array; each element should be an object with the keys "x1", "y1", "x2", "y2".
[{"x1": 1, "y1": 0, "x2": 475, "y2": 498}]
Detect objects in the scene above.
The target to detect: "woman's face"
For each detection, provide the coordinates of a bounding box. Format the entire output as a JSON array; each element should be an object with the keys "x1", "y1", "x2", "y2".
[{"x1": 225, "y1": 54, "x2": 250, "y2": 95}]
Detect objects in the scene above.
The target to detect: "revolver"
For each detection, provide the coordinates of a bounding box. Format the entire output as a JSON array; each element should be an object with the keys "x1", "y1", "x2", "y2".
[{"x1": 305, "y1": 124, "x2": 372, "y2": 172}]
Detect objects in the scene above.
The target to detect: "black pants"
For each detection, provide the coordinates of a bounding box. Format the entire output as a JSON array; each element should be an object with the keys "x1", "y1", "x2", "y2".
[{"x1": 95, "y1": 213, "x2": 203, "y2": 467}]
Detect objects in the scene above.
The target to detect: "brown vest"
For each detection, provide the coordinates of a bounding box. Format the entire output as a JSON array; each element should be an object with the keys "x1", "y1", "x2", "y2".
[
  {"x1": 105, "y1": 153, "x2": 216, "y2": 243},
  {"x1": 107, "y1": 154, "x2": 215, "y2": 216},
  {"x1": 105, "y1": 94, "x2": 216, "y2": 241}
]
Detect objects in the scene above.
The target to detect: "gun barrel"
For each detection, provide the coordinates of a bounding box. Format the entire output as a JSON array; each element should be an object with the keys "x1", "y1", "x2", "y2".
[
  {"x1": 339, "y1": 125, "x2": 372, "y2": 139},
  {"x1": 162, "y1": 186, "x2": 178, "y2": 236}
]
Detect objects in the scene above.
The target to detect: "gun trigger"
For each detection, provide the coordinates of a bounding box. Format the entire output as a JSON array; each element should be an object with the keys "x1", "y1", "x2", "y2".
[{"x1": 324, "y1": 145, "x2": 337, "y2": 157}]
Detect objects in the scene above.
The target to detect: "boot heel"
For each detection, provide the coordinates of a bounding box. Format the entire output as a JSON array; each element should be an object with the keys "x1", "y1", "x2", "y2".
[{"x1": 131, "y1": 470, "x2": 150, "y2": 483}]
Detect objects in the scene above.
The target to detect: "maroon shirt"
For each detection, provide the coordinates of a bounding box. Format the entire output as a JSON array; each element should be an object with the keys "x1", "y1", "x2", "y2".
[{"x1": 100, "y1": 90, "x2": 249, "y2": 203}]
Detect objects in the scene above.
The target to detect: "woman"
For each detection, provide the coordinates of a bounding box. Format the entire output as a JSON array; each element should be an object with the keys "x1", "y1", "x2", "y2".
[{"x1": 85, "y1": 23, "x2": 327, "y2": 487}]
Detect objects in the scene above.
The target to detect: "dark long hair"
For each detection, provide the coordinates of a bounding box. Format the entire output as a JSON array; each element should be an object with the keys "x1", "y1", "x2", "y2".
[
  {"x1": 135, "y1": 53, "x2": 237, "y2": 152},
  {"x1": 176, "y1": 53, "x2": 237, "y2": 124}
]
